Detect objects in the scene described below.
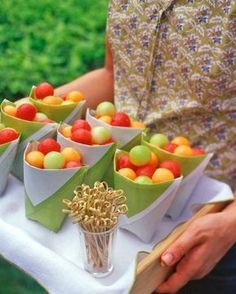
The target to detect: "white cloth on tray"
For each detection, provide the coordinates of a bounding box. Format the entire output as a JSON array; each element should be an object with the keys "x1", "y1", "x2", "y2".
[{"x1": 0, "y1": 175, "x2": 233, "y2": 294}]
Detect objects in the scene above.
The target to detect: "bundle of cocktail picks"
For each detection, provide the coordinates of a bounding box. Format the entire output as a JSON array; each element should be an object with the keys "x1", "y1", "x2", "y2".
[{"x1": 63, "y1": 181, "x2": 128, "y2": 272}]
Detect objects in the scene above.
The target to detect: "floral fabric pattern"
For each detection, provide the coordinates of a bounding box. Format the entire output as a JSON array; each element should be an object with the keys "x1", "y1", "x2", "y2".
[{"x1": 107, "y1": 0, "x2": 236, "y2": 188}]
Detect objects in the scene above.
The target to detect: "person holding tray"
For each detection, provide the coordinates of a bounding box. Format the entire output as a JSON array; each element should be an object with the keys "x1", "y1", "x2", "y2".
[{"x1": 56, "y1": 1, "x2": 236, "y2": 293}]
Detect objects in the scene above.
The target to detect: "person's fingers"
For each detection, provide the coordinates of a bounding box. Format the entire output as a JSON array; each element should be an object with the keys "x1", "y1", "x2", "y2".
[
  {"x1": 157, "y1": 246, "x2": 202, "y2": 293},
  {"x1": 157, "y1": 268, "x2": 191, "y2": 293},
  {"x1": 160, "y1": 224, "x2": 202, "y2": 266}
]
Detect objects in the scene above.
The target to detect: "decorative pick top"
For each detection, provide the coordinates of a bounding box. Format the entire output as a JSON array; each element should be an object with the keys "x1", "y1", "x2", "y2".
[{"x1": 63, "y1": 181, "x2": 128, "y2": 232}]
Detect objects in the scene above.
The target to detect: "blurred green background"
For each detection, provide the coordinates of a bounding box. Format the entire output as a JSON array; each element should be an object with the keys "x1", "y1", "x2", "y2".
[
  {"x1": 0, "y1": 0, "x2": 108, "y2": 292},
  {"x1": 0, "y1": 0, "x2": 108, "y2": 102}
]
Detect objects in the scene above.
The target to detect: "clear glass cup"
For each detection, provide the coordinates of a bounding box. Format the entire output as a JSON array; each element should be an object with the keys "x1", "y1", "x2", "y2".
[{"x1": 78, "y1": 225, "x2": 117, "y2": 278}]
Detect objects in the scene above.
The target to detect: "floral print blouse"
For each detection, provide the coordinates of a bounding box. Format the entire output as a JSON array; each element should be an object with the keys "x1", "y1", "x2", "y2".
[{"x1": 107, "y1": 0, "x2": 236, "y2": 188}]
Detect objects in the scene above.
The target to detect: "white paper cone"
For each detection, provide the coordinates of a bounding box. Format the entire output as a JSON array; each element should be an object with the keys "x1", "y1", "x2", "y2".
[
  {"x1": 86, "y1": 109, "x2": 142, "y2": 148},
  {"x1": 166, "y1": 153, "x2": 214, "y2": 219},
  {"x1": 11, "y1": 123, "x2": 57, "y2": 181},
  {"x1": 0, "y1": 139, "x2": 19, "y2": 195},
  {"x1": 24, "y1": 141, "x2": 82, "y2": 206},
  {"x1": 119, "y1": 177, "x2": 182, "y2": 243},
  {"x1": 57, "y1": 123, "x2": 114, "y2": 166}
]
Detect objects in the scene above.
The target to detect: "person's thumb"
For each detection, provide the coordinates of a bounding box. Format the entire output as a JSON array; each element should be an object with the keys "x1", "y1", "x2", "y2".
[{"x1": 160, "y1": 230, "x2": 197, "y2": 267}]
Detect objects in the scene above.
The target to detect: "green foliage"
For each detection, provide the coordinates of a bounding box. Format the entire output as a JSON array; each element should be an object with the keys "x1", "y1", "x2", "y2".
[{"x1": 0, "y1": 0, "x2": 108, "y2": 101}]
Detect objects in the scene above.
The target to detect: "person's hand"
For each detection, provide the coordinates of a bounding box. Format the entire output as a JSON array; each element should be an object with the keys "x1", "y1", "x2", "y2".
[{"x1": 157, "y1": 210, "x2": 236, "y2": 293}]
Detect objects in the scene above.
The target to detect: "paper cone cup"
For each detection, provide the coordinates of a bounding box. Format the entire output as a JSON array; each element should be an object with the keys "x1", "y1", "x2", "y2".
[
  {"x1": 166, "y1": 153, "x2": 213, "y2": 219},
  {"x1": 29, "y1": 86, "x2": 86, "y2": 123},
  {"x1": 0, "y1": 138, "x2": 19, "y2": 195},
  {"x1": 142, "y1": 133, "x2": 213, "y2": 219},
  {"x1": 57, "y1": 123, "x2": 117, "y2": 187},
  {"x1": 86, "y1": 109, "x2": 143, "y2": 148},
  {"x1": 1, "y1": 99, "x2": 53, "y2": 142},
  {"x1": 114, "y1": 150, "x2": 182, "y2": 242},
  {"x1": 1, "y1": 99, "x2": 58, "y2": 181},
  {"x1": 24, "y1": 141, "x2": 88, "y2": 232}
]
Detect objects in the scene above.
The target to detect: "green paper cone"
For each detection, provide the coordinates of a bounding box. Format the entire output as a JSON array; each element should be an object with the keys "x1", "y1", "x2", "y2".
[
  {"x1": 141, "y1": 134, "x2": 213, "y2": 219},
  {"x1": 29, "y1": 86, "x2": 86, "y2": 123},
  {"x1": 1, "y1": 99, "x2": 48, "y2": 142},
  {"x1": 24, "y1": 141, "x2": 88, "y2": 232},
  {"x1": 1, "y1": 99, "x2": 58, "y2": 181},
  {"x1": 114, "y1": 149, "x2": 182, "y2": 242},
  {"x1": 114, "y1": 150, "x2": 178, "y2": 217},
  {"x1": 142, "y1": 133, "x2": 207, "y2": 177}
]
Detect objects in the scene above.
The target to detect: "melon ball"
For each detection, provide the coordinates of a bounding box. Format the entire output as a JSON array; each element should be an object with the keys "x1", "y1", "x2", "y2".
[
  {"x1": 34, "y1": 112, "x2": 48, "y2": 122},
  {"x1": 174, "y1": 145, "x2": 193, "y2": 156},
  {"x1": 61, "y1": 100, "x2": 75, "y2": 105},
  {"x1": 118, "y1": 168, "x2": 137, "y2": 180},
  {"x1": 43, "y1": 96, "x2": 63, "y2": 105},
  {"x1": 129, "y1": 145, "x2": 151, "y2": 167},
  {"x1": 3, "y1": 105, "x2": 17, "y2": 117},
  {"x1": 152, "y1": 168, "x2": 175, "y2": 183},
  {"x1": 66, "y1": 91, "x2": 84, "y2": 103},
  {"x1": 91, "y1": 126, "x2": 112, "y2": 145},
  {"x1": 71, "y1": 129, "x2": 92, "y2": 145},
  {"x1": 98, "y1": 115, "x2": 112, "y2": 124},
  {"x1": 111, "y1": 112, "x2": 131, "y2": 127},
  {"x1": 131, "y1": 120, "x2": 146, "y2": 129},
  {"x1": 35, "y1": 82, "x2": 54, "y2": 99},
  {"x1": 26, "y1": 151, "x2": 45, "y2": 168},
  {"x1": 43, "y1": 151, "x2": 65, "y2": 169},
  {"x1": 64, "y1": 161, "x2": 82, "y2": 168},
  {"x1": 16, "y1": 103, "x2": 37, "y2": 121},
  {"x1": 149, "y1": 133, "x2": 169, "y2": 148},
  {"x1": 61, "y1": 147, "x2": 81, "y2": 163},
  {"x1": 171, "y1": 136, "x2": 191, "y2": 146},
  {"x1": 61, "y1": 126, "x2": 72, "y2": 138},
  {"x1": 134, "y1": 176, "x2": 153, "y2": 185},
  {"x1": 96, "y1": 101, "x2": 116, "y2": 117},
  {"x1": 38, "y1": 138, "x2": 61, "y2": 155},
  {"x1": 0, "y1": 128, "x2": 19, "y2": 144}
]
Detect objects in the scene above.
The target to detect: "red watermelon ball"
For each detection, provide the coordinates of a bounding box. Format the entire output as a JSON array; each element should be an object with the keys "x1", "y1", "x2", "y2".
[
  {"x1": 192, "y1": 148, "x2": 205, "y2": 155},
  {"x1": 163, "y1": 143, "x2": 178, "y2": 153},
  {"x1": 159, "y1": 160, "x2": 181, "y2": 178},
  {"x1": 64, "y1": 160, "x2": 82, "y2": 168},
  {"x1": 136, "y1": 164, "x2": 156, "y2": 178},
  {"x1": 111, "y1": 112, "x2": 131, "y2": 127},
  {"x1": 0, "y1": 128, "x2": 19, "y2": 144},
  {"x1": 16, "y1": 103, "x2": 37, "y2": 121},
  {"x1": 35, "y1": 82, "x2": 54, "y2": 99},
  {"x1": 38, "y1": 138, "x2": 61, "y2": 155},
  {"x1": 71, "y1": 129, "x2": 92, "y2": 145},
  {"x1": 117, "y1": 154, "x2": 136, "y2": 170},
  {"x1": 71, "y1": 119, "x2": 91, "y2": 132}
]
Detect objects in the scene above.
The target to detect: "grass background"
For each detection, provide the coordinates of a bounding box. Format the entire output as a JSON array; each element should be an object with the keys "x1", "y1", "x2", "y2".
[
  {"x1": 0, "y1": 0, "x2": 108, "y2": 101},
  {"x1": 0, "y1": 0, "x2": 108, "y2": 292}
]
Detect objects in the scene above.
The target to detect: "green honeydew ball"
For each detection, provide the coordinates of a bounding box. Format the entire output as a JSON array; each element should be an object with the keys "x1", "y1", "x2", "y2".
[
  {"x1": 43, "y1": 151, "x2": 65, "y2": 169},
  {"x1": 149, "y1": 133, "x2": 169, "y2": 148},
  {"x1": 129, "y1": 145, "x2": 151, "y2": 166}
]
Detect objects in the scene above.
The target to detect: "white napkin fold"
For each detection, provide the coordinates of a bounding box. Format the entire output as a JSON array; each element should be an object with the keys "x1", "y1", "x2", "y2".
[{"x1": 0, "y1": 175, "x2": 233, "y2": 294}]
